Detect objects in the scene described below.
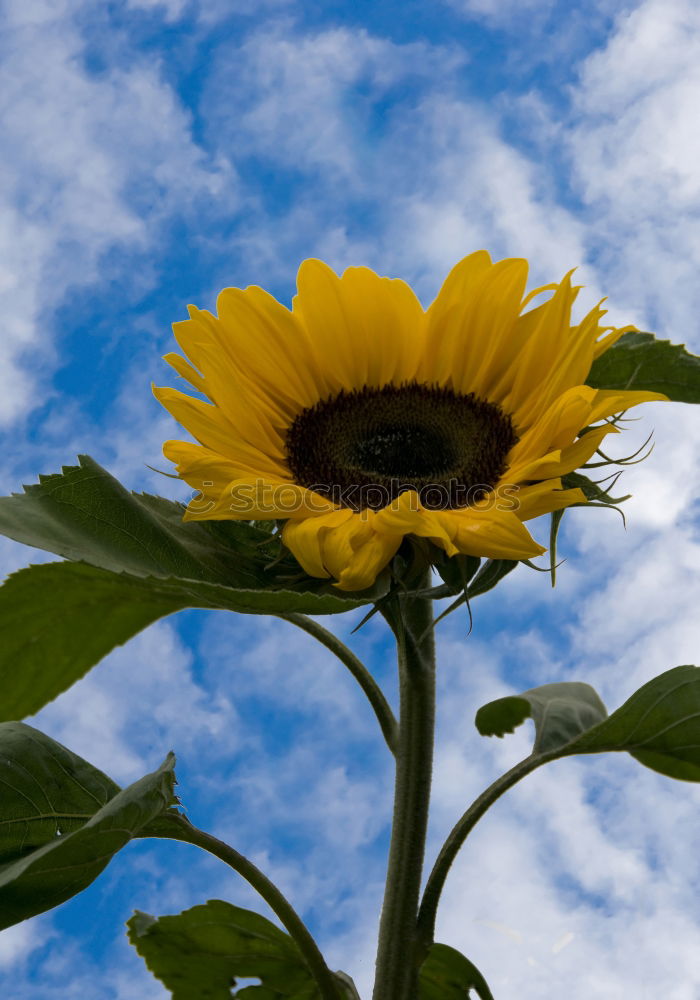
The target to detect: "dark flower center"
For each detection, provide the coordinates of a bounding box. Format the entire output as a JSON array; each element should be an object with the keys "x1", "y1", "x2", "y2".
[{"x1": 285, "y1": 382, "x2": 518, "y2": 512}]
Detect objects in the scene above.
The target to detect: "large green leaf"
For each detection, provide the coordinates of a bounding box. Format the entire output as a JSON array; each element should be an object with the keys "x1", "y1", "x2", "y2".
[
  {"x1": 418, "y1": 943, "x2": 494, "y2": 1000},
  {"x1": 0, "y1": 560, "x2": 383, "y2": 721},
  {"x1": 0, "y1": 455, "x2": 218, "y2": 580},
  {"x1": 0, "y1": 730, "x2": 177, "y2": 929},
  {"x1": 0, "y1": 455, "x2": 386, "y2": 605},
  {"x1": 0, "y1": 722, "x2": 120, "y2": 864},
  {"x1": 476, "y1": 665, "x2": 700, "y2": 781},
  {"x1": 476, "y1": 681, "x2": 608, "y2": 754},
  {"x1": 572, "y1": 665, "x2": 700, "y2": 781},
  {"x1": 128, "y1": 899, "x2": 356, "y2": 999},
  {"x1": 0, "y1": 457, "x2": 388, "y2": 719},
  {"x1": 587, "y1": 331, "x2": 700, "y2": 402}
]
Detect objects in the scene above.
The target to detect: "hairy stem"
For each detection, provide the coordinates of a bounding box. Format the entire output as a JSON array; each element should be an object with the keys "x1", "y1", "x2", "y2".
[
  {"x1": 282, "y1": 612, "x2": 398, "y2": 755},
  {"x1": 156, "y1": 814, "x2": 343, "y2": 1000},
  {"x1": 416, "y1": 753, "x2": 544, "y2": 951},
  {"x1": 372, "y1": 575, "x2": 436, "y2": 1000}
]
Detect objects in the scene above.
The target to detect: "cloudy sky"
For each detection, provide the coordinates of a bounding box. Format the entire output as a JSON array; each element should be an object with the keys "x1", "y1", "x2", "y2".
[{"x1": 1, "y1": 0, "x2": 700, "y2": 996}]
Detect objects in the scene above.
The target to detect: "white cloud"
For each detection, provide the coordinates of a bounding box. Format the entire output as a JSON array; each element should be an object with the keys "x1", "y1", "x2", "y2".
[
  {"x1": 0, "y1": 0, "x2": 229, "y2": 427},
  {"x1": 126, "y1": 0, "x2": 291, "y2": 21},
  {"x1": 0, "y1": 920, "x2": 46, "y2": 971},
  {"x1": 34, "y1": 619, "x2": 235, "y2": 784},
  {"x1": 374, "y1": 94, "x2": 589, "y2": 295},
  {"x1": 0, "y1": 931, "x2": 166, "y2": 999},
  {"x1": 441, "y1": 0, "x2": 638, "y2": 41},
  {"x1": 126, "y1": 0, "x2": 190, "y2": 18},
  {"x1": 445, "y1": 0, "x2": 555, "y2": 21},
  {"x1": 566, "y1": 0, "x2": 700, "y2": 342},
  {"x1": 202, "y1": 21, "x2": 594, "y2": 300},
  {"x1": 207, "y1": 23, "x2": 461, "y2": 180}
]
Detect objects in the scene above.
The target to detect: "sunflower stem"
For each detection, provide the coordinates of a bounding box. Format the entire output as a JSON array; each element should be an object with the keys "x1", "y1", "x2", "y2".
[
  {"x1": 281, "y1": 613, "x2": 398, "y2": 755},
  {"x1": 372, "y1": 573, "x2": 436, "y2": 1000}
]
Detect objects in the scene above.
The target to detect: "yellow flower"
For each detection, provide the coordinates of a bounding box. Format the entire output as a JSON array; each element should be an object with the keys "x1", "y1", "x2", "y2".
[{"x1": 155, "y1": 252, "x2": 665, "y2": 591}]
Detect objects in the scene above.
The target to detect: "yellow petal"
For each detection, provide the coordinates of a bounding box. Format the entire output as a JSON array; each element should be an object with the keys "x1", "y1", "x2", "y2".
[
  {"x1": 458, "y1": 258, "x2": 530, "y2": 397},
  {"x1": 588, "y1": 388, "x2": 668, "y2": 423},
  {"x1": 282, "y1": 509, "x2": 356, "y2": 577},
  {"x1": 506, "y1": 385, "x2": 598, "y2": 475},
  {"x1": 293, "y1": 259, "x2": 426, "y2": 391},
  {"x1": 426, "y1": 250, "x2": 493, "y2": 310},
  {"x1": 334, "y1": 530, "x2": 403, "y2": 591},
  {"x1": 508, "y1": 424, "x2": 616, "y2": 482},
  {"x1": 163, "y1": 353, "x2": 207, "y2": 395},
  {"x1": 514, "y1": 480, "x2": 587, "y2": 521},
  {"x1": 424, "y1": 256, "x2": 530, "y2": 396},
  {"x1": 500, "y1": 274, "x2": 582, "y2": 421},
  {"x1": 374, "y1": 491, "x2": 459, "y2": 556},
  {"x1": 173, "y1": 312, "x2": 292, "y2": 447},
  {"x1": 445, "y1": 507, "x2": 546, "y2": 560},
  {"x1": 592, "y1": 324, "x2": 635, "y2": 360},
  {"x1": 283, "y1": 508, "x2": 401, "y2": 589},
  {"x1": 163, "y1": 440, "x2": 256, "y2": 494},
  {"x1": 418, "y1": 251, "x2": 493, "y2": 385},
  {"x1": 216, "y1": 285, "x2": 323, "y2": 413},
  {"x1": 282, "y1": 518, "x2": 331, "y2": 578},
  {"x1": 154, "y1": 386, "x2": 287, "y2": 476},
  {"x1": 184, "y1": 478, "x2": 340, "y2": 522},
  {"x1": 319, "y1": 513, "x2": 374, "y2": 582}
]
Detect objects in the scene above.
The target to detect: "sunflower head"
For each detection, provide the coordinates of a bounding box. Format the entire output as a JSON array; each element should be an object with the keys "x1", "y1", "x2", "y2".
[{"x1": 154, "y1": 252, "x2": 666, "y2": 591}]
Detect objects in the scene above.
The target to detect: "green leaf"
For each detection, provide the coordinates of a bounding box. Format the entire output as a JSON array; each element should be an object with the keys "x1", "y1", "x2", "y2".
[
  {"x1": 476, "y1": 665, "x2": 700, "y2": 781},
  {"x1": 571, "y1": 665, "x2": 700, "y2": 781},
  {"x1": 0, "y1": 735, "x2": 177, "y2": 929},
  {"x1": 418, "y1": 942, "x2": 494, "y2": 1000},
  {"x1": 127, "y1": 900, "x2": 355, "y2": 999},
  {"x1": 0, "y1": 455, "x2": 386, "y2": 606},
  {"x1": 0, "y1": 562, "x2": 186, "y2": 721},
  {"x1": 476, "y1": 682, "x2": 608, "y2": 754},
  {"x1": 586, "y1": 331, "x2": 700, "y2": 402},
  {"x1": 0, "y1": 560, "x2": 385, "y2": 721},
  {"x1": 0, "y1": 722, "x2": 120, "y2": 864},
  {"x1": 0, "y1": 455, "x2": 265, "y2": 583},
  {"x1": 0, "y1": 458, "x2": 390, "y2": 720}
]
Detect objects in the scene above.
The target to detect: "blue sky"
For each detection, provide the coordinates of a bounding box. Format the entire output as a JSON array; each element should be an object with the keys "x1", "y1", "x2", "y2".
[{"x1": 1, "y1": 0, "x2": 700, "y2": 996}]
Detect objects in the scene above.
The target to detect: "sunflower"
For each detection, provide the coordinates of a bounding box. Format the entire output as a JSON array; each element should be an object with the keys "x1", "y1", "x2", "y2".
[{"x1": 155, "y1": 252, "x2": 665, "y2": 591}]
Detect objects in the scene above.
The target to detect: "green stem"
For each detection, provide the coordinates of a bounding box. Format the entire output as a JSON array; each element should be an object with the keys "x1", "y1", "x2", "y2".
[
  {"x1": 372, "y1": 575, "x2": 436, "y2": 1000},
  {"x1": 157, "y1": 814, "x2": 343, "y2": 1000},
  {"x1": 412, "y1": 583, "x2": 455, "y2": 601},
  {"x1": 282, "y1": 612, "x2": 398, "y2": 755},
  {"x1": 416, "y1": 752, "x2": 544, "y2": 951}
]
